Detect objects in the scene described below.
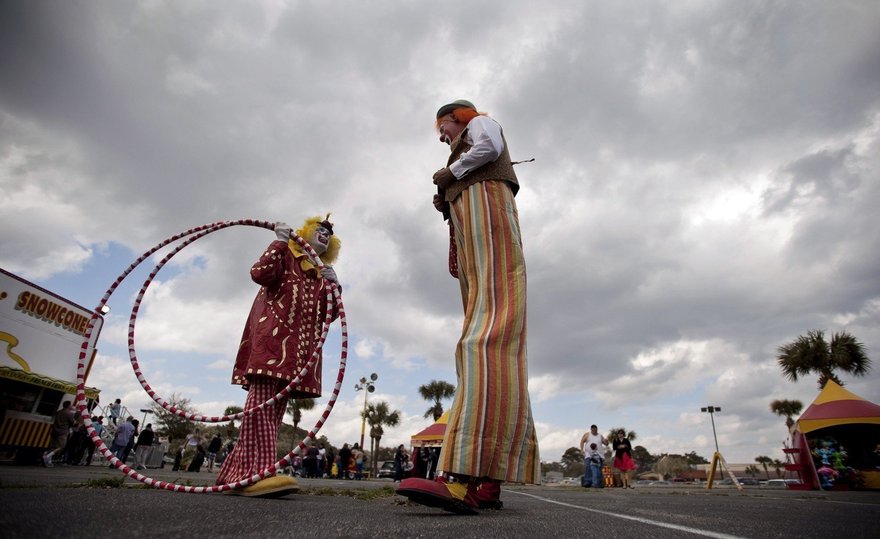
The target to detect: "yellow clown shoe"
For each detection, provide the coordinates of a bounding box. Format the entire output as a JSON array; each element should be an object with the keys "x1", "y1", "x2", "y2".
[{"x1": 225, "y1": 476, "x2": 299, "y2": 498}]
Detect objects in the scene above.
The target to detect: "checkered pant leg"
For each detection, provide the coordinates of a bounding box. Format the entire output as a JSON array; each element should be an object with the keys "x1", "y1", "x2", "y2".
[{"x1": 216, "y1": 378, "x2": 288, "y2": 485}]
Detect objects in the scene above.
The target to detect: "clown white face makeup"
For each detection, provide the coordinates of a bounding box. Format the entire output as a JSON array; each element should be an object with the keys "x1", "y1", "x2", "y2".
[
  {"x1": 438, "y1": 114, "x2": 465, "y2": 146},
  {"x1": 308, "y1": 226, "x2": 331, "y2": 255}
]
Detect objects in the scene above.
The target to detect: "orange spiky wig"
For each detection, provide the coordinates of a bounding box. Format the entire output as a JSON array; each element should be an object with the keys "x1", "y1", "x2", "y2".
[
  {"x1": 434, "y1": 107, "x2": 486, "y2": 132},
  {"x1": 290, "y1": 214, "x2": 341, "y2": 265}
]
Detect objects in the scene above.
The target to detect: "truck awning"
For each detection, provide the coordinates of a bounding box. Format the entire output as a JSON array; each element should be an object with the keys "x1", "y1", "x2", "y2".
[{"x1": 0, "y1": 366, "x2": 100, "y2": 400}]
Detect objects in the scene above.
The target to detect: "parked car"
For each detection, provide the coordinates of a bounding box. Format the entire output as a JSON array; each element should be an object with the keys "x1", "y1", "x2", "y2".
[
  {"x1": 762, "y1": 479, "x2": 801, "y2": 487},
  {"x1": 720, "y1": 477, "x2": 759, "y2": 486},
  {"x1": 377, "y1": 461, "x2": 396, "y2": 479}
]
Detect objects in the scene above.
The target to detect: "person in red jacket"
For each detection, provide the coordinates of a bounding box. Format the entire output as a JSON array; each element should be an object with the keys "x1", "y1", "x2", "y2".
[{"x1": 218, "y1": 215, "x2": 341, "y2": 498}]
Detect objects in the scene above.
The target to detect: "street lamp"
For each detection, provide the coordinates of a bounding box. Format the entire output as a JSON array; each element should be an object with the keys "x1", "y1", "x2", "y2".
[
  {"x1": 701, "y1": 405, "x2": 734, "y2": 487},
  {"x1": 355, "y1": 373, "x2": 378, "y2": 450},
  {"x1": 139, "y1": 408, "x2": 153, "y2": 428},
  {"x1": 700, "y1": 406, "x2": 721, "y2": 454}
]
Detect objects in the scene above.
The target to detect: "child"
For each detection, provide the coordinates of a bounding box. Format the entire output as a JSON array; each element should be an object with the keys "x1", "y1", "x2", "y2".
[{"x1": 584, "y1": 443, "x2": 605, "y2": 488}]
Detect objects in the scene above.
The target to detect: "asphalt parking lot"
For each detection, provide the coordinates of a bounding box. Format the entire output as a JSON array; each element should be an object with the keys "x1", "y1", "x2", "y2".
[{"x1": 2, "y1": 465, "x2": 878, "y2": 538}]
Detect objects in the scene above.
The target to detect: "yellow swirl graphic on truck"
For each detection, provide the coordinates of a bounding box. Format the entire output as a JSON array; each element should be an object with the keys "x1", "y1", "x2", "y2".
[{"x1": 0, "y1": 331, "x2": 31, "y2": 372}]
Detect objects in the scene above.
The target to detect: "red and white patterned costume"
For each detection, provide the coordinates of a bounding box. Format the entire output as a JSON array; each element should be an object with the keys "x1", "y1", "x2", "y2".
[{"x1": 217, "y1": 234, "x2": 339, "y2": 486}]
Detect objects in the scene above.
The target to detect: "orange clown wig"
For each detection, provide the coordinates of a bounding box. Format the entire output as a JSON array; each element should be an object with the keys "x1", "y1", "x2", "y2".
[{"x1": 435, "y1": 107, "x2": 486, "y2": 132}]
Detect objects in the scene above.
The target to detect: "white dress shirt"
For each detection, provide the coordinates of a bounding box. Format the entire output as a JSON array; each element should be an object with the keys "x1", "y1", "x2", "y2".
[{"x1": 448, "y1": 115, "x2": 506, "y2": 179}]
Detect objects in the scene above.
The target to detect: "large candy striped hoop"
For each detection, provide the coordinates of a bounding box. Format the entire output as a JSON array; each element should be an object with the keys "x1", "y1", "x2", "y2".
[{"x1": 73, "y1": 220, "x2": 348, "y2": 493}]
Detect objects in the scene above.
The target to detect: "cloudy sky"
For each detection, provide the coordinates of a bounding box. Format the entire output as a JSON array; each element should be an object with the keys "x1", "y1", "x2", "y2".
[{"x1": 2, "y1": 1, "x2": 879, "y2": 466}]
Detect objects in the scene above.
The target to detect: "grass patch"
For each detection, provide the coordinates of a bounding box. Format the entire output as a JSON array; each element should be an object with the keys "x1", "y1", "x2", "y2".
[
  {"x1": 83, "y1": 476, "x2": 127, "y2": 488},
  {"x1": 302, "y1": 485, "x2": 396, "y2": 501}
]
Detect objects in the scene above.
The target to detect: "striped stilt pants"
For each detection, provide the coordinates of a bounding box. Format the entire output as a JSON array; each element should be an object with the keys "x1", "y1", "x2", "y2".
[
  {"x1": 216, "y1": 378, "x2": 288, "y2": 485},
  {"x1": 439, "y1": 180, "x2": 540, "y2": 484}
]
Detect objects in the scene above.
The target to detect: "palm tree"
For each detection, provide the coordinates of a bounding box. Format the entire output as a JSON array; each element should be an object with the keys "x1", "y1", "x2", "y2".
[
  {"x1": 287, "y1": 398, "x2": 316, "y2": 451},
  {"x1": 755, "y1": 455, "x2": 773, "y2": 480},
  {"x1": 770, "y1": 399, "x2": 803, "y2": 431},
  {"x1": 363, "y1": 401, "x2": 400, "y2": 475},
  {"x1": 745, "y1": 465, "x2": 760, "y2": 478},
  {"x1": 418, "y1": 380, "x2": 456, "y2": 421},
  {"x1": 777, "y1": 330, "x2": 871, "y2": 389},
  {"x1": 772, "y1": 459, "x2": 785, "y2": 478},
  {"x1": 607, "y1": 427, "x2": 637, "y2": 442}
]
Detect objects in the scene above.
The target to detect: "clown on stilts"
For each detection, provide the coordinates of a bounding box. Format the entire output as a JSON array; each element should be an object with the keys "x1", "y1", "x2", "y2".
[
  {"x1": 396, "y1": 100, "x2": 540, "y2": 513},
  {"x1": 217, "y1": 215, "x2": 341, "y2": 498}
]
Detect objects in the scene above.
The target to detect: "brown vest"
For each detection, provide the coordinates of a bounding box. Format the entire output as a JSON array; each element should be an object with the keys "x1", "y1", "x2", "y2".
[{"x1": 443, "y1": 125, "x2": 519, "y2": 203}]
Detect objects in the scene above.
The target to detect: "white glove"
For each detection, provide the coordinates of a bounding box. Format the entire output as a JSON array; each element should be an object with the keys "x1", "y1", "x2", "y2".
[
  {"x1": 274, "y1": 222, "x2": 292, "y2": 242},
  {"x1": 320, "y1": 266, "x2": 338, "y2": 283}
]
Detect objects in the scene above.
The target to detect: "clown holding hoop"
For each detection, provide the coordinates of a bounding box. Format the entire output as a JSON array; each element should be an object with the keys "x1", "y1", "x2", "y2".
[{"x1": 216, "y1": 215, "x2": 341, "y2": 497}]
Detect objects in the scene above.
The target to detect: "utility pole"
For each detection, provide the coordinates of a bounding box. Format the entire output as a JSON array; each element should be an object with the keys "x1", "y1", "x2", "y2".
[{"x1": 139, "y1": 408, "x2": 153, "y2": 428}]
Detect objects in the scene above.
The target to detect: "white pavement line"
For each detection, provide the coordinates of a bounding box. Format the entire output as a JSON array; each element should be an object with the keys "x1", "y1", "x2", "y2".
[{"x1": 505, "y1": 490, "x2": 745, "y2": 539}]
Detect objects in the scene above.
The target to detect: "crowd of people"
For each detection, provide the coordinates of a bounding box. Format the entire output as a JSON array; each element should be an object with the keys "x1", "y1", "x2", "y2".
[
  {"x1": 171, "y1": 431, "x2": 234, "y2": 473},
  {"x1": 37, "y1": 397, "x2": 462, "y2": 483},
  {"x1": 39, "y1": 396, "x2": 395, "y2": 480},
  {"x1": 288, "y1": 441, "x2": 367, "y2": 480},
  {"x1": 39, "y1": 397, "x2": 237, "y2": 473},
  {"x1": 41, "y1": 400, "x2": 96, "y2": 467},
  {"x1": 43, "y1": 407, "x2": 643, "y2": 491},
  {"x1": 40, "y1": 398, "x2": 162, "y2": 470},
  {"x1": 41, "y1": 405, "x2": 633, "y2": 493}
]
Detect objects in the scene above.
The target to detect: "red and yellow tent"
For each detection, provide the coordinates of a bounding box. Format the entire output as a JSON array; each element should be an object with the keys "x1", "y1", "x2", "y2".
[
  {"x1": 795, "y1": 380, "x2": 880, "y2": 434},
  {"x1": 788, "y1": 380, "x2": 880, "y2": 490},
  {"x1": 410, "y1": 411, "x2": 449, "y2": 448}
]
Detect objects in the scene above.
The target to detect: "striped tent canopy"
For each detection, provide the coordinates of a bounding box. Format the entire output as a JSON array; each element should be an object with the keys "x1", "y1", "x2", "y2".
[
  {"x1": 795, "y1": 380, "x2": 880, "y2": 435},
  {"x1": 410, "y1": 410, "x2": 450, "y2": 448}
]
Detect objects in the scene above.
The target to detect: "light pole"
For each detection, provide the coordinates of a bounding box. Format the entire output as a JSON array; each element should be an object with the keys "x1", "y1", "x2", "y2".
[
  {"x1": 700, "y1": 405, "x2": 721, "y2": 454},
  {"x1": 355, "y1": 373, "x2": 378, "y2": 450},
  {"x1": 701, "y1": 405, "x2": 728, "y2": 484}
]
